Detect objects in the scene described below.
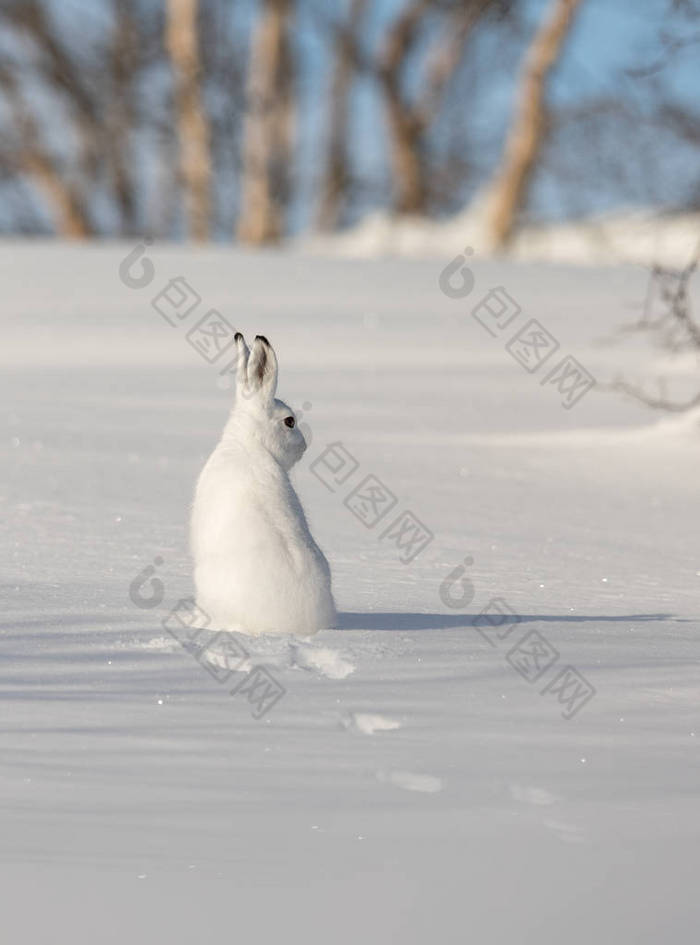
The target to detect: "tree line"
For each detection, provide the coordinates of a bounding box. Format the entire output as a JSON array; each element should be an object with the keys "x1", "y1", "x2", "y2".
[{"x1": 0, "y1": 0, "x2": 697, "y2": 244}]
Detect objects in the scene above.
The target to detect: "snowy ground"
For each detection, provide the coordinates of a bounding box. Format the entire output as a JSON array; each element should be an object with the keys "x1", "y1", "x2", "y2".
[{"x1": 1, "y1": 242, "x2": 699, "y2": 943}]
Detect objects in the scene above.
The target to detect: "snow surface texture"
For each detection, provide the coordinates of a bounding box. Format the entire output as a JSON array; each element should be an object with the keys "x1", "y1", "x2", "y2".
[{"x1": 1, "y1": 243, "x2": 699, "y2": 944}]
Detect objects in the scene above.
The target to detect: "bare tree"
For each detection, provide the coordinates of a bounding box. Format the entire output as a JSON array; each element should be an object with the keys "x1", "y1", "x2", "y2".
[
  {"x1": 0, "y1": 65, "x2": 92, "y2": 237},
  {"x1": 378, "y1": 0, "x2": 431, "y2": 215},
  {"x1": 105, "y1": 0, "x2": 141, "y2": 233},
  {"x1": 0, "y1": 0, "x2": 166, "y2": 236},
  {"x1": 166, "y1": 0, "x2": 212, "y2": 241},
  {"x1": 378, "y1": 0, "x2": 496, "y2": 215},
  {"x1": 484, "y1": 0, "x2": 584, "y2": 249},
  {"x1": 3, "y1": 1, "x2": 100, "y2": 168},
  {"x1": 237, "y1": 0, "x2": 295, "y2": 244},
  {"x1": 316, "y1": 0, "x2": 367, "y2": 231},
  {"x1": 612, "y1": 249, "x2": 700, "y2": 412},
  {"x1": 198, "y1": 0, "x2": 249, "y2": 236}
]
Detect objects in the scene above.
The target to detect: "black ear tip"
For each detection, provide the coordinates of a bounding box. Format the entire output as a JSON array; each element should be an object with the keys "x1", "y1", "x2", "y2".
[
  {"x1": 256, "y1": 334, "x2": 270, "y2": 346},
  {"x1": 234, "y1": 332, "x2": 244, "y2": 342}
]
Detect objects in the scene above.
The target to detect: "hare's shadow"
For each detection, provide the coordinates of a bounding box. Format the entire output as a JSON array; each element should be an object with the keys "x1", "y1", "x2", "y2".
[{"x1": 337, "y1": 612, "x2": 678, "y2": 632}]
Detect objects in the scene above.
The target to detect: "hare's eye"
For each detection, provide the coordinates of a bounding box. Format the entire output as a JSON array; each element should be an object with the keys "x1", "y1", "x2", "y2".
[{"x1": 284, "y1": 416, "x2": 295, "y2": 429}]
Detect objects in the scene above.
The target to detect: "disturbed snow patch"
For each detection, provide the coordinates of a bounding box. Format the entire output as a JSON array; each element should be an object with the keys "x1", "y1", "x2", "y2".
[
  {"x1": 378, "y1": 770, "x2": 443, "y2": 793},
  {"x1": 290, "y1": 642, "x2": 356, "y2": 679},
  {"x1": 509, "y1": 784, "x2": 559, "y2": 807},
  {"x1": 341, "y1": 712, "x2": 401, "y2": 735},
  {"x1": 126, "y1": 625, "x2": 357, "y2": 682},
  {"x1": 185, "y1": 633, "x2": 357, "y2": 680}
]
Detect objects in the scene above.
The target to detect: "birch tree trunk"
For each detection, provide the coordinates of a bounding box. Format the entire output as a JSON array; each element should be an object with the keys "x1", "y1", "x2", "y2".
[
  {"x1": 379, "y1": 0, "x2": 432, "y2": 215},
  {"x1": 237, "y1": 0, "x2": 294, "y2": 245},
  {"x1": 166, "y1": 0, "x2": 211, "y2": 241},
  {"x1": 383, "y1": 90, "x2": 426, "y2": 214},
  {"x1": 23, "y1": 150, "x2": 91, "y2": 238},
  {"x1": 484, "y1": 0, "x2": 585, "y2": 249},
  {"x1": 317, "y1": 0, "x2": 367, "y2": 231}
]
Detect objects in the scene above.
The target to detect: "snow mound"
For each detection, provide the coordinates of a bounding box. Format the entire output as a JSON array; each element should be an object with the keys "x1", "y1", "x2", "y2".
[{"x1": 301, "y1": 207, "x2": 700, "y2": 268}]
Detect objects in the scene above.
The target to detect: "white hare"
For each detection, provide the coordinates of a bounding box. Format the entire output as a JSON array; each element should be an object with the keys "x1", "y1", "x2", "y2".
[{"x1": 191, "y1": 333, "x2": 336, "y2": 636}]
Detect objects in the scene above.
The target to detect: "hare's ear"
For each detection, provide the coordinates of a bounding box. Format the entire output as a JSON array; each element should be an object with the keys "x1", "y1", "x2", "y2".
[
  {"x1": 234, "y1": 332, "x2": 250, "y2": 396},
  {"x1": 247, "y1": 335, "x2": 278, "y2": 403}
]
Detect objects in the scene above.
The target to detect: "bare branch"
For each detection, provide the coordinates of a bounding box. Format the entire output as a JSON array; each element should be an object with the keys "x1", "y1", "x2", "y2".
[
  {"x1": 610, "y1": 246, "x2": 700, "y2": 414},
  {"x1": 610, "y1": 378, "x2": 700, "y2": 413}
]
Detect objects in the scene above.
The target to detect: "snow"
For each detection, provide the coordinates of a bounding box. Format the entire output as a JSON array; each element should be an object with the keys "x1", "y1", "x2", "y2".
[
  {"x1": 343, "y1": 712, "x2": 402, "y2": 735},
  {"x1": 1, "y1": 241, "x2": 699, "y2": 943},
  {"x1": 302, "y1": 205, "x2": 700, "y2": 268}
]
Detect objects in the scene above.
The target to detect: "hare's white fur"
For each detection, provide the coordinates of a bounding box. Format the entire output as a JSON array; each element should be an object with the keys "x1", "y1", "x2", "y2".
[{"x1": 191, "y1": 333, "x2": 336, "y2": 636}]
